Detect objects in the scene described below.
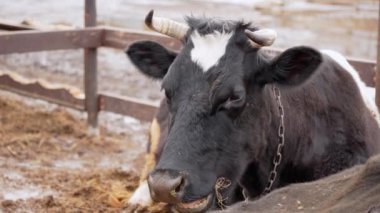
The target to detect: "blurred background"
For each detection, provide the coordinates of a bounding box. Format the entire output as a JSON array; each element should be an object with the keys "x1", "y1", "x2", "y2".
[{"x1": 0, "y1": 0, "x2": 378, "y2": 103}]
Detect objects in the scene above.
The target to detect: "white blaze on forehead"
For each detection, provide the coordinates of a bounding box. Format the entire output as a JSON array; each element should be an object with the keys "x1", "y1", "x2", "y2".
[
  {"x1": 190, "y1": 30, "x2": 233, "y2": 72},
  {"x1": 322, "y1": 50, "x2": 380, "y2": 127}
]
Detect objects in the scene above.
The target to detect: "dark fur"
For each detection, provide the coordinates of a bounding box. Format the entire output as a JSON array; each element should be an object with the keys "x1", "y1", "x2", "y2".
[
  {"x1": 215, "y1": 154, "x2": 380, "y2": 212},
  {"x1": 126, "y1": 17, "x2": 380, "y2": 210}
]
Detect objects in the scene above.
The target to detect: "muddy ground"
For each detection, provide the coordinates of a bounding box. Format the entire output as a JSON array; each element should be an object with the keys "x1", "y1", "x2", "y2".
[{"x1": 0, "y1": 93, "x2": 169, "y2": 213}]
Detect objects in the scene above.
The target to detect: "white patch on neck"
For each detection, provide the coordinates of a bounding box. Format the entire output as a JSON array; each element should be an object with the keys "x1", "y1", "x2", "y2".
[
  {"x1": 321, "y1": 49, "x2": 380, "y2": 127},
  {"x1": 190, "y1": 30, "x2": 233, "y2": 72}
]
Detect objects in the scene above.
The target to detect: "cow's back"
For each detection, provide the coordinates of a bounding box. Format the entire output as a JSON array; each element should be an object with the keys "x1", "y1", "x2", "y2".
[{"x1": 217, "y1": 154, "x2": 380, "y2": 213}]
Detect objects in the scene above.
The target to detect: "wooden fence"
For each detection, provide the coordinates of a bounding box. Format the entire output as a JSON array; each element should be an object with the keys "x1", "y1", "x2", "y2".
[{"x1": 0, "y1": 0, "x2": 379, "y2": 132}]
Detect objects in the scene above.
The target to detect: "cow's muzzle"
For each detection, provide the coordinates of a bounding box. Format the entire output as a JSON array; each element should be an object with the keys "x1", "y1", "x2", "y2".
[
  {"x1": 148, "y1": 169, "x2": 185, "y2": 204},
  {"x1": 148, "y1": 169, "x2": 213, "y2": 212}
]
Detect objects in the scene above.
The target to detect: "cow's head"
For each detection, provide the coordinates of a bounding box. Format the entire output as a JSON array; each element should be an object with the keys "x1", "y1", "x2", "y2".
[{"x1": 126, "y1": 10, "x2": 322, "y2": 212}]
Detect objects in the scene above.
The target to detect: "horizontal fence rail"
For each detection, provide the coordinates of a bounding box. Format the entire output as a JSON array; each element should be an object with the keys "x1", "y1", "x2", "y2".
[
  {"x1": 1, "y1": 26, "x2": 375, "y2": 86},
  {"x1": 0, "y1": 71, "x2": 85, "y2": 110},
  {"x1": 0, "y1": 28, "x2": 103, "y2": 54},
  {"x1": 0, "y1": 71, "x2": 158, "y2": 122},
  {"x1": 102, "y1": 27, "x2": 182, "y2": 50},
  {"x1": 0, "y1": 24, "x2": 377, "y2": 123},
  {"x1": 99, "y1": 93, "x2": 158, "y2": 121}
]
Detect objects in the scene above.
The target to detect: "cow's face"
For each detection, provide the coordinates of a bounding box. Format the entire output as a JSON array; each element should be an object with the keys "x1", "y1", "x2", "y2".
[{"x1": 126, "y1": 12, "x2": 321, "y2": 212}]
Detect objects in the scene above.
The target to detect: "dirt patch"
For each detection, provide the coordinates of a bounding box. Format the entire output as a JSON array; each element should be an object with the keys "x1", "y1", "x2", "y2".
[{"x1": 0, "y1": 96, "x2": 168, "y2": 212}]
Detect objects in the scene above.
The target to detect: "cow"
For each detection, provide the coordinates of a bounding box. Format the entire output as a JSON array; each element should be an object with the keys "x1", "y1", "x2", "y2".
[
  {"x1": 126, "y1": 10, "x2": 380, "y2": 212},
  {"x1": 216, "y1": 154, "x2": 380, "y2": 213}
]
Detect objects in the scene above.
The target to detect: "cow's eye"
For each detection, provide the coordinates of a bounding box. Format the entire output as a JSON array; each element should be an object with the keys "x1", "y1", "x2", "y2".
[
  {"x1": 226, "y1": 95, "x2": 246, "y2": 114},
  {"x1": 211, "y1": 88, "x2": 246, "y2": 118}
]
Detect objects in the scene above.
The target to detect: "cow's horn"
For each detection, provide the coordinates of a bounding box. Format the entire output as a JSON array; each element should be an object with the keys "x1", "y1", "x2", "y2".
[
  {"x1": 145, "y1": 10, "x2": 189, "y2": 41},
  {"x1": 244, "y1": 29, "x2": 277, "y2": 48}
]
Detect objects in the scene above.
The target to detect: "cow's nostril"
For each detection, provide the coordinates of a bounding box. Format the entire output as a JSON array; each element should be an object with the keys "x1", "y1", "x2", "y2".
[
  {"x1": 148, "y1": 170, "x2": 185, "y2": 204},
  {"x1": 174, "y1": 176, "x2": 185, "y2": 193}
]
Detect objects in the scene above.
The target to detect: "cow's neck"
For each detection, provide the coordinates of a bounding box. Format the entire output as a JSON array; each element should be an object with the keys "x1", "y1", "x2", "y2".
[{"x1": 239, "y1": 85, "x2": 286, "y2": 197}]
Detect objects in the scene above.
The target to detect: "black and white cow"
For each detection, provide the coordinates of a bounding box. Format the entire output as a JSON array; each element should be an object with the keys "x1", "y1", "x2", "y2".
[{"x1": 127, "y1": 10, "x2": 380, "y2": 212}]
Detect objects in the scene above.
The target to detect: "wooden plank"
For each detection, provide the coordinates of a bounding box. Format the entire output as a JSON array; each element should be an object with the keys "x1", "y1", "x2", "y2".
[
  {"x1": 0, "y1": 28, "x2": 103, "y2": 54},
  {"x1": 85, "y1": 0, "x2": 97, "y2": 27},
  {"x1": 99, "y1": 93, "x2": 158, "y2": 122},
  {"x1": 0, "y1": 72, "x2": 84, "y2": 110},
  {"x1": 84, "y1": 47, "x2": 98, "y2": 128},
  {"x1": 0, "y1": 70, "x2": 160, "y2": 122},
  {"x1": 84, "y1": 0, "x2": 99, "y2": 130},
  {"x1": 0, "y1": 27, "x2": 374, "y2": 87},
  {"x1": 102, "y1": 27, "x2": 182, "y2": 51},
  {"x1": 0, "y1": 70, "x2": 158, "y2": 121}
]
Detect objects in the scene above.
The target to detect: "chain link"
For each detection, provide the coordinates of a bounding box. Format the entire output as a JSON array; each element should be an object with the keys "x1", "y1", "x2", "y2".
[{"x1": 262, "y1": 85, "x2": 285, "y2": 195}]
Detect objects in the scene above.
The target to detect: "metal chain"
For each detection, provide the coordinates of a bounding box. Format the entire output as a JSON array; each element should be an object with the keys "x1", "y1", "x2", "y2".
[
  {"x1": 241, "y1": 85, "x2": 285, "y2": 201},
  {"x1": 262, "y1": 85, "x2": 285, "y2": 195},
  {"x1": 212, "y1": 85, "x2": 285, "y2": 202}
]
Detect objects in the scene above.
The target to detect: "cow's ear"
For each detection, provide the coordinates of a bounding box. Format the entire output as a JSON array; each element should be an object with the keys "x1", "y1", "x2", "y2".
[
  {"x1": 256, "y1": 46, "x2": 322, "y2": 86},
  {"x1": 126, "y1": 41, "x2": 177, "y2": 79}
]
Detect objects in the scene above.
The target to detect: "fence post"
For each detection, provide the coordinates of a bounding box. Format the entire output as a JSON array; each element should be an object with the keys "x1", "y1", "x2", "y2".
[{"x1": 84, "y1": 0, "x2": 99, "y2": 135}]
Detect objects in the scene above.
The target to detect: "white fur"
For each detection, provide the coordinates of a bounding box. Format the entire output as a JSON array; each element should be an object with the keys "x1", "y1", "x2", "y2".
[
  {"x1": 190, "y1": 30, "x2": 233, "y2": 72},
  {"x1": 322, "y1": 49, "x2": 380, "y2": 127},
  {"x1": 128, "y1": 180, "x2": 153, "y2": 206}
]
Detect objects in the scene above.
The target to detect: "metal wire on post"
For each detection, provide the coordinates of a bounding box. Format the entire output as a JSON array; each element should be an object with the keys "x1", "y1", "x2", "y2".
[{"x1": 84, "y1": 0, "x2": 99, "y2": 135}]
